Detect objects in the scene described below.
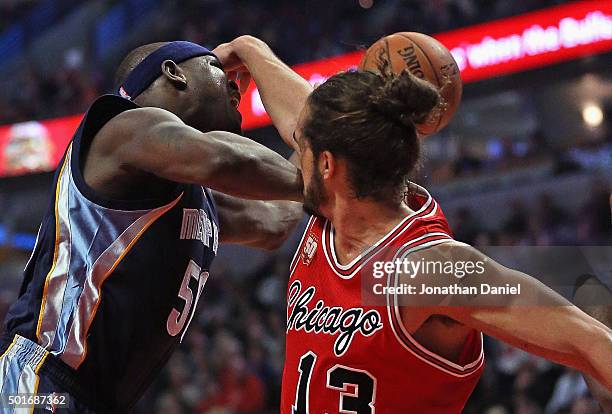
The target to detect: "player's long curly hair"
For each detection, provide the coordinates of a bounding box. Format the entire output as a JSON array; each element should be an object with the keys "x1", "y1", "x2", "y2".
[{"x1": 303, "y1": 68, "x2": 440, "y2": 202}]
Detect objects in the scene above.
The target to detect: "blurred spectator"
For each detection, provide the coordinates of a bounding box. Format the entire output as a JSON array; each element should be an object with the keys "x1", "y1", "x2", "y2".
[
  {"x1": 502, "y1": 199, "x2": 530, "y2": 243},
  {"x1": 197, "y1": 351, "x2": 266, "y2": 414},
  {"x1": 155, "y1": 393, "x2": 185, "y2": 414},
  {"x1": 545, "y1": 370, "x2": 589, "y2": 414},
  {"x1": 569, "y1": 396, "x2": 600, "y2": 414},
  {"x1": 576, "y1": 179, "x2": 612, "y2": 243},
  {"x1": 453, "y1": 144, "x2": 483, "y2": 176},
  {"x1": 0, "y1": 60, "x2": 99, "y2": 125},
  {"x1": 452, "y1": 206, "x2": 483, "y2": 244},
  {"x1": 0, "y1": 0, "x2": 37, "y2": 33}
]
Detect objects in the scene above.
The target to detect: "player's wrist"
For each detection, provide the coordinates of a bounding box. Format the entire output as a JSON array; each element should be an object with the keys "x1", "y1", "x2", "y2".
[
  {"x1": 231, "y1": 35, "x2": 269, "y2": 62},
  {"x1": 588, "y1": 327, "x2": 612, "y2": 391}
]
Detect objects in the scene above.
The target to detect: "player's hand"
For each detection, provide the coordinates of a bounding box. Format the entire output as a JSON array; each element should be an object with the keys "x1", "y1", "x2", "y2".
[{"x1": 213, "y1": 39, "x2": 252, "y2": 94}]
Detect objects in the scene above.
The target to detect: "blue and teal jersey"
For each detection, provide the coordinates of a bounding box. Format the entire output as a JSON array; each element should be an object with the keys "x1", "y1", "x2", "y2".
[{"x1": 3, "y1": 95, "x2": 219, "y2": 411}]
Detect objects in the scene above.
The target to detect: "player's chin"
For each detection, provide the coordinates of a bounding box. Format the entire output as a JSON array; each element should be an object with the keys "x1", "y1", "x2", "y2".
[
  {"x1": 302, "y1": 195, "x2": 323, "y2": 217},
  {"x1": 302, "y1": 202, "x2": 319, "y2": 217}
]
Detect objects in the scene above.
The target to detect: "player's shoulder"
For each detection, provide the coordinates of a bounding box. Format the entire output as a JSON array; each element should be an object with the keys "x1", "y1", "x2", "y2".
[
  {"x1": 110, "y1": 104, "x2": 181, "y2": 126},
  {"x1": 98, "y1": 103, "x2": 181, "y2": 144},
  {"x1": 398, "y1": 238, "x2": 482, "y2": 264},
  {"x1": 399, "y1": 182, "x2": 453, "y2": 235},
  {"x1": 77, "y1": 96, "x2": 185, "y2": 190}
]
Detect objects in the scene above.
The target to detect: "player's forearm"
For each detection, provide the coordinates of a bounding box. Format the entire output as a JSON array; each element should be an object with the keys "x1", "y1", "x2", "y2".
[
  {"x1": 497, "y1": 291, "x2": 612, "y2": 389},
  {"x1": 573, "y1": 276, "x2": 612, "y2": 410},
  {"x1": 232, "y1": 36, "x2": 312, "y2": 149},
  {"x1": 457, "y1": 304, "x2": 611, "y2": 389},
  {"x1": 214, "y1": 190, "x2": 303, "y2": 249},
  {"x1": 546, "y1": 315, "x2": 612, "y2": 391},
  {"x1": 582, "y1": 325, "x2": 612, "y2": 391},
  {"x1": 246, "y1": 200, "x2": 303, "y2": 250},
  {"x1": 512, "y1": 310, "x2": 611, "y2": 390},
  {"x1": 204, "y1": 132, "x2": 304, "y2": 202},
  {"x1": 499, "y1": 271, "x2": 612, "y2": 389},
  {"x1": 138, "y1": 124, "x2": 303, "y2": 201},
  {"x1": 444, "y1": 254, "x2": 612, "y2": 388}
]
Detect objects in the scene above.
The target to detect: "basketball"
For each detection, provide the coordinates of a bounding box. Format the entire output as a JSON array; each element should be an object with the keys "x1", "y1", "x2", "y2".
[{"x1": 359, "y1": 32, "x2": 462, "y2": 136}]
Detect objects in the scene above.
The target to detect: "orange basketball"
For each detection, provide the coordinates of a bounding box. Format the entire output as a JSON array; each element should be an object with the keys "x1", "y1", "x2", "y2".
[{"x1": 359, "y1": 32, "x2": 462, "y2": 136}]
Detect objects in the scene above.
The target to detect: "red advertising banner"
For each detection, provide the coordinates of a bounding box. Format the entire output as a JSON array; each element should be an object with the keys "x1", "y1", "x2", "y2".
[
  {"x1": 0, "y1": 115, "x2": 81, "y2": 177},
  {"x1": 238, "y1": 51, "x2": 363, "y2": 130},
  {"x1": 240, "y1": 0, "x2": 612, "y2": 129},
  {"x1": 437, "y1": 0, "x2": 612, "y2": 83},
  {"x1": 238, "y1": 0, "x2": 612, "y2": 128},
  {"x1": 0, "y1": 0, "x2": 610, "y2": 177}
]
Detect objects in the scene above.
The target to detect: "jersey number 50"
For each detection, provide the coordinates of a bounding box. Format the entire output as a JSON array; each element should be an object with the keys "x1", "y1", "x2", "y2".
[
  {"x1": 166, "y1": 260, "x2": 209, "y2": 342},
  {"x1": 293, "y1": 351, "x2": 376, "y2": 414}
]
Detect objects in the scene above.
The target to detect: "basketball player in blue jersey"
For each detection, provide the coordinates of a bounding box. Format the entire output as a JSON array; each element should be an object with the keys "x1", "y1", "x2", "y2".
[{"x1": 0, "y1": 40, "x2": 311, "y2": 413}]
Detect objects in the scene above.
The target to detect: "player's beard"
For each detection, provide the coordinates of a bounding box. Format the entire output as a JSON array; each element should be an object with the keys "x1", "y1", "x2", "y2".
[{"x1": 303, "y1": 167, "x2": 327, "y2": 217}]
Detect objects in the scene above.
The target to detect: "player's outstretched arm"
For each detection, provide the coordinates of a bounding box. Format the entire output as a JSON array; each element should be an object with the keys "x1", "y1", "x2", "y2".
[
  {"x1": 573, "y1": 275, "x2": 612, "y2": 412},
  {"x1": 211, "y1": 191, "x2": 303, "y2": 250},
  {"x1": 444, "y1": 243, "x2": 612, "y2": 391},
  {"x1": 400, "y1": 242, "x2": 612, "y2": 391},
  {"x1": 105, "y1": 106, "x2": 303, "y2": 201},
  {"x1": 213, "y1": 35, "x2": 313, "y2": 152}
]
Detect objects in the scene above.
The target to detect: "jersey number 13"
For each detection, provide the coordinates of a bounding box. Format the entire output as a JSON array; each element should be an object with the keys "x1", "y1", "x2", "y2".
[{"x1": 293, "y1": 351, "x2": 376, "y2": 414}]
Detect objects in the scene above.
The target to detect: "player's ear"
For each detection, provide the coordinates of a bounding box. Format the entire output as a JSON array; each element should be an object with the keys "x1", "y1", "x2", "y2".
[
  {"x1": 161, "y1": 60, "x2": 187, "y2": 90},
  {"x1": 320, "y1": 151, "x2": 334, "y2": 180}
]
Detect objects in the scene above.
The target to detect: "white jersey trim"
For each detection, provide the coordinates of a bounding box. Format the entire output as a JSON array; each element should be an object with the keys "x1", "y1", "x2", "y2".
[
  {"x1": 386, "y1": 240, "x2": 485, "y2": 378},
  {"x1": 326, "y1": 184, "x2": 433, "y2": 271},
  {"x1": 322, "y1": 200, "x2": 439, "y2": 280}
]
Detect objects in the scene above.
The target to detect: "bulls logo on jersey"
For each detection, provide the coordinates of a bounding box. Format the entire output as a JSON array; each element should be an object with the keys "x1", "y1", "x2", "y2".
[{"x1": 300, "y1": 233, "x2": 317, "y2": 266}]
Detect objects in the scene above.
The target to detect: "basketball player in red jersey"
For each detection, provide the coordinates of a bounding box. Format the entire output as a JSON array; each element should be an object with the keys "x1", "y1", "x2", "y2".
[
  {"x1": 285, "y1": 70, "x2": 612, "y2": 412},
  {"x1": 216, "y1": 38, "x2": 612, "y2": 413}
]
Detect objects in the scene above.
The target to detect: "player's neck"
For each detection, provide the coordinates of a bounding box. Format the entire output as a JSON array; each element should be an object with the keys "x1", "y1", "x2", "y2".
[{"x1": 327, "y1": 196, "x2": 413, "y2": 266}]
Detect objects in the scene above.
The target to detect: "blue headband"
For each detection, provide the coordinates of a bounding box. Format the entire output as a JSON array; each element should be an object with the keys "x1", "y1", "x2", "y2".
[{"x1": 118, "y1": 41, "x2": 216, "y2": 100}]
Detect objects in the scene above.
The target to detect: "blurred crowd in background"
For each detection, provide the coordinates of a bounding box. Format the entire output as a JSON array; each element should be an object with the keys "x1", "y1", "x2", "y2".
[
  {"x1": 166, "y1": 0, "x2": 570, "y2": 63},
  {"x1": 0, "y1": 0, "x2": 37, "y2": 33},
  {"x1": 0, "y1": 0, "x2": 571, "y2": 125},
  {"x1": 0, "y1": 0, "x2": 610, "y2": 413}
]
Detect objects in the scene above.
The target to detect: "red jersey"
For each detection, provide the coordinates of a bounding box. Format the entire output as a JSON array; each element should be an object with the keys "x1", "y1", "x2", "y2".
[{"x1": 281, "y1": 185, "x2": 484, "y2": 414}]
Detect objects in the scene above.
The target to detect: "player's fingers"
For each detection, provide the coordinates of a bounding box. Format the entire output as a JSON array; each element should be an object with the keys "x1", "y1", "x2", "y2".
[
  {"x1": 213, "y1": 43, "x2": 244, "y2": 72},
  {"x1": 212, "y1": 43, "x2": 230, "y2": 61},
  {"x1": 227, "y1": 71, "x2": 238, "y2": 82},
  {"x1": 238, "y1": 72, "x2": 252, "y2": 94}
]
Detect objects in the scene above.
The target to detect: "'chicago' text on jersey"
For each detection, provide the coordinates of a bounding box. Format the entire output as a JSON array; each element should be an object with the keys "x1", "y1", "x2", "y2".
[{"x1": 286, "y1": 280, "x2": 383, "y2": 357}]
